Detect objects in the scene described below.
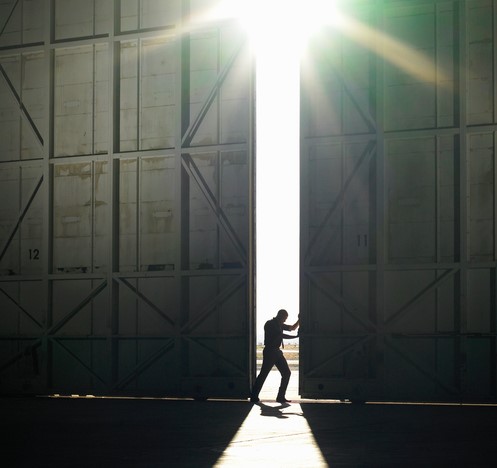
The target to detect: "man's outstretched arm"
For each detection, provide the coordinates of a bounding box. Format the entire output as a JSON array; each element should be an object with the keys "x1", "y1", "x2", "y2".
[
  {"x1": 289, "y1": 319, "x2": 299, "y2": 331},
  {"x1": 282, "y1": 332, "x2": 298, "y2": 339}
]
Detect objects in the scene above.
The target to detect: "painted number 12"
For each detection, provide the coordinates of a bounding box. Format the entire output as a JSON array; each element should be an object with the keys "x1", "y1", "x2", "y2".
[{"x1": 29, "y1": 249, "x2": 40, "y2": 260}]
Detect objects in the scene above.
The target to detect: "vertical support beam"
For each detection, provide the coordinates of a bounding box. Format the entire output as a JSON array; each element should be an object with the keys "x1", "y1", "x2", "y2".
[
  {"x1": 374, "y1": 0, "x2": 386, "y2": 383},
  {"x1": 114, "y1": 0, "x2": 121, "y2": 35},
  {"x1": 110, "y1": 160, "x2": 120, "y2": 391},
  {"x1": 494, "y1": 132, "x2": 497, "y2": 264},
  {"x1": 214, "y1": 28, "x2": 221, "y2": 277},
  {"x1": 136, "y1": 157, "x2": 141, "y2": 270},
  {"x1": 434, "y1": 2, "x2": 439, "y2": 129},
  {"x1": 455, "y1": 0, "x2": 468, "y2": 397},
  {"x1": 435, "y1": 136, "x2": 441, "y2": 264},
  {"x1": 493, "y1": 0, "x2": 497, "y2": 399},
  {"x1": 41, "y1": 0, "x2": 55, "y2": 391},
  {"x1": 108, "y1": 0, "x2": 120, "y2": 392},
  {"x1": 175, "y1": 0, "x2": 191, "y2": 392},
  {"x1": 365, "y1": 5, "x2": 378, "y2": 383},
  {"x1": 180, "y1": 162, "x2": 190, "y2": 383},
  {"x1": 339, "y1": 141, "x2": 345, "y2": 265},
  {"x1": 112, "y1": 41, "x2": 121, "y2": 154},
  {"x1": 493, "y1": 0, "x2": 497, "y2": 124},
  {"x1": 298, "y1": 89, "x2": 308, "y2": 396},
  {"x1": 491, "y1": 267, "x2": 496, "y2": 397},
  {"x1": 492, "y1": 0, "x2": 497, "y2": 270},
  {"x1": 247, "y1": 49, "x2": 256, "y2": 390},
  {"x1": 435, "y1": 134, "x2": 441, "y2": 371},
  {"x1": 90, "y1": 161, "x2": 95, "y2": 272},
  {"x1": 136, "y1": 39, "x2": 141, "y2": 151}
]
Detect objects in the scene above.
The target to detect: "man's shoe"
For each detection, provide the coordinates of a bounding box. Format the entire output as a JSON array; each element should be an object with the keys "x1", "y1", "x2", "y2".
[
  {"x1": 276, "y1": 397, "x2": 291, "y2": 403},
  {"x1": 250, "y1": 397, "x2": 260, "y2": 403}
]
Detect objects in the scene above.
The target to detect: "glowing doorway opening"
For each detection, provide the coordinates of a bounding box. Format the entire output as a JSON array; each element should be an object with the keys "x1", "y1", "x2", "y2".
[
  {"x1": 254, "y1": 33, "x2": 300, "y2": 341},
  {"x1": 205, "y1": 0, "x2": 339, "y2": 341},
  {"x1": 200, "y1": 0, "x2": 343, "y2": 408}
]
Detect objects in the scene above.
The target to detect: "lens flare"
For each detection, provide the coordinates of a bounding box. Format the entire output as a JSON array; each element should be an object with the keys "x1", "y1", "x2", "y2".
[{"x1": 199, "y1": 0, "x2": 443, "y2": 84}]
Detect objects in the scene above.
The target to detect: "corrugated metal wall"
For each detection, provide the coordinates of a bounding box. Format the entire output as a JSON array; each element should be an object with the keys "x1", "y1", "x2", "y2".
[
  {"x1": 300, "y1": 0, "x2": 497, "y2": 402},
  {"x1": 0, "y1": 0, "x2": 255, "y2": 398}
]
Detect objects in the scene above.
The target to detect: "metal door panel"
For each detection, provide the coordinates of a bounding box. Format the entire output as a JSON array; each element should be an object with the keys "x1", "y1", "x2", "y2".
[
  {"x1": 0, "y1": 1, "x2": 254, "y2": 398},
  {"x1": 301, "y1": 1, "x2": 497, "y2": 402}
]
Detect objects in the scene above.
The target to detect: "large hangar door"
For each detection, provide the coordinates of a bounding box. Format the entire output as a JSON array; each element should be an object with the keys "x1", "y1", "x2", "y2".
[
  {"x1": 0, "y1": 0, "x2": 255, "y2": 399},
  {"x1": 300, "y1": 1, "x2": 497, "y2": 402}
]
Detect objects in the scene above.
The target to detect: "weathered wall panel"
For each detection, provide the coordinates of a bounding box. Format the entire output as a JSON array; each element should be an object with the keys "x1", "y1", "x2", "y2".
[
  {"x1": 0, "y1": 51, "x2": 45, "y2": 162},
  {"x1": 54, "y1": 45, "x2": 109, "y2": 157},
  {"x1": 120, "y1": 0, "x2": 180, "y2": 32},
  {"x1": 118, "y1": 38, "x2": 176, "y2": 152}
]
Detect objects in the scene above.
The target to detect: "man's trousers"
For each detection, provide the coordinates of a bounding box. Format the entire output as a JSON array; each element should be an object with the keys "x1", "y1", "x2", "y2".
[{"x1": 251, "y1": 347, "x2": 291, "y2": 400}]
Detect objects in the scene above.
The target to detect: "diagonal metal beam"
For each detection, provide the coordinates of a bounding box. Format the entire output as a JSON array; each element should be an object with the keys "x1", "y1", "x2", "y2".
[
  {"x1": 48, "y1": 280, "x2": 108, "y2": 335},
  {"x1": 0, "y1": 63, "x2": 44, "y2": 147},
  {"x1": 114, "y1": 339, "x2": 174, "y2": 390},
  {"x1": 182, "y1": 153, "x2": 247, "y2": 264},
  {"x1": 306, "y1": 334, "x2": 373, "y2": 377},
  {"x1": 181, "y1": 38, "x2": 246, "y2": 148},
  {"x1": 51, "y1": 338, "x2": 107, "y2": 386},
  {"x1": 0, "y1": 0, "x2": 20, "y2": 38},
  {"x1": 331, "y1": 62, "x2": 376, "y2": 133},
  {"x1": 385, "y1": 337, "x2": 460, "y2": 396},
  {"x1": 385, "y1": 269, "x2": 458, "y2": 327},
  {"x1": 0, "y1": 339, "x2": 40, "y2": 373},
  {"x1": 181, "y1": 274, "x2": 246, "y2": 334},
  {"x1": 304, "y1": 140, "x2": 376, "y2": 264},
  {"x1": 184, "y1": 335, "x2": 246, "y2": 375},
  {"x1": 0, "y1": 281, "x2": 107, "y2": 372},
  {"x1": 307, "y1": 271, "x2": 377, "y2": 332},
  {"x1": 0, "y1": 174, "x2": 43, "y2": 264},
  {"x1": 0, "y1": 285, "x2": 43, "y2": 328},
  {"x1": 116, "y1": 277, "x2": 175, "y2": 327}
]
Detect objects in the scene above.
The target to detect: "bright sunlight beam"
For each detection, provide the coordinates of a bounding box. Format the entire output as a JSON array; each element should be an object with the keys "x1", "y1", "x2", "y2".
[
  {"x1": 204, "y1": 0, "x2": 341, "y2": 340},
  {"x1": 209, "y1": 0, "x2": 339, "y2": 58},
  {"x1": 331, "y1": 10, "x2": 447, "y2": 84},
  {"x1": 214, "y1": 403, "x2": 328, "y2": 467},
  {"x1": 255, "y1": 32, "x2": 300, "y2": 341}
]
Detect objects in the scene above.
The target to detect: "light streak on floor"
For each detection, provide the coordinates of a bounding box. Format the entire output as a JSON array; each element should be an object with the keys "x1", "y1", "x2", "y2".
[{"x1": 214, "y1": 402, "x2": 327, "y2": 467}]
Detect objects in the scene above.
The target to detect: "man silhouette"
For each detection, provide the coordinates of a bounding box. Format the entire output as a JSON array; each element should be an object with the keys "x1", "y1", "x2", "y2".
[{"x1": 250, "y1": 309, "x2": 299, "y2": 403}]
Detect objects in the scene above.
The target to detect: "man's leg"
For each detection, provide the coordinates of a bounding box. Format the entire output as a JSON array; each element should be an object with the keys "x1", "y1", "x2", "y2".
[
  {"x1": 250, "y1": 349, "x2": 277, "y2": 402},
  {"x1": 274, "y1": 353, "x2": 291, "y2": 402}
]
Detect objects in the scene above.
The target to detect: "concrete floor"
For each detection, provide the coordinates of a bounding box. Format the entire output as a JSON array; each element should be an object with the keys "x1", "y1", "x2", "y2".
[{"x1": 3, "y1": 371, "x2": 497, "y2": 467}]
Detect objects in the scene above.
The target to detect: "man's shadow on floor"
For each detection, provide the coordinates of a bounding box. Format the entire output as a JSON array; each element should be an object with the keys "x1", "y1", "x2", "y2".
[{"x1": 255, "y1": 402, "x2": 303, "y2": 419}]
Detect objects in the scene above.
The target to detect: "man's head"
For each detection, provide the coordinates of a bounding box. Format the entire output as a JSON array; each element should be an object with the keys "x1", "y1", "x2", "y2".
[{"x1": 276, "y1": 309, "x2": 288, "y2": 324}]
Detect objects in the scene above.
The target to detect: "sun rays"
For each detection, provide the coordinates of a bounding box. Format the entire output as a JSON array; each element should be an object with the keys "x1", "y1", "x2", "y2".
[
  {"x1": 195, "y1": 0, "x2": 444, "y2": 86},
  {"x1": 187, "y1": 1, "x2": 447, "y2": 334}
]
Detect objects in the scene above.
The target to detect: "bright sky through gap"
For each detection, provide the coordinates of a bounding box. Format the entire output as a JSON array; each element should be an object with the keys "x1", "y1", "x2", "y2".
[
  {"x1": 249, "y1": 1, "x2": 335, "y2": 340},
  {"x1": 255, "y1": 34, "x2": 300, "y2": 341},
  {"x1": 206, "y1": 0, "x2": 339, "y2": 341}
]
